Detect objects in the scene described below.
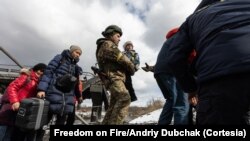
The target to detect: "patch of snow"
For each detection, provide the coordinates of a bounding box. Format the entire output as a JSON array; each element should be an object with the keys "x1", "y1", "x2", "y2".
[{"x1": 129, "y1": 108, "x2": 162, "y2": 124}]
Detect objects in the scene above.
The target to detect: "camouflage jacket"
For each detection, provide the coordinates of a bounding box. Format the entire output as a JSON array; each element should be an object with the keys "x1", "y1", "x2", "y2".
[{"x1": 96, "y1": 38, "x2": 135, "y2": 82}]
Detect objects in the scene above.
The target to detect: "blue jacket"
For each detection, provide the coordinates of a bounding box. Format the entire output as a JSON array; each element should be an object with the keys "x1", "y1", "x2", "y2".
[
  {"x1": 123, "y1": 50, "x2": 140, "y2": 70},
  {"x1": 38, "y1": 49, "x2": 82, "y2": 114},
  {"x1": 166, "y1": 0, "x2": 250, "y2": 92},
  {"x1": 154, "y1": 36, "x2": 175, "y2": 75}
]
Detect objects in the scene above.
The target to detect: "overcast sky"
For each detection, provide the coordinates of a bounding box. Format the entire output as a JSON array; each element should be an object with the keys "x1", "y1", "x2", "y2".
[{"x1": 0, "y1": 0, "x2": 201, "y2": 106}]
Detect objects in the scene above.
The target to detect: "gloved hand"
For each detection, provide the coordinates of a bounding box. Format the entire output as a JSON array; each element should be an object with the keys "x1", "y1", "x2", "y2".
[{"x1": 141, "y1": 63, "x2": 154, "y2": 72}]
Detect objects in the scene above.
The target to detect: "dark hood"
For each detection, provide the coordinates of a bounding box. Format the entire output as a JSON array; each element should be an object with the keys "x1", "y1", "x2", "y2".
[
  {"x1": 96, "y1": 38, "x2": 108, "y2": 46},
  {"x1": 96, "y1": 38, "x2": 109, "y2": 56}
]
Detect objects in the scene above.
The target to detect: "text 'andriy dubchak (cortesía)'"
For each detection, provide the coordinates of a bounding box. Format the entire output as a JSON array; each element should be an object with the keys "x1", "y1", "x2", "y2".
[{"x1": 53, "y1": 128, "x2": 246, "y2": 138}]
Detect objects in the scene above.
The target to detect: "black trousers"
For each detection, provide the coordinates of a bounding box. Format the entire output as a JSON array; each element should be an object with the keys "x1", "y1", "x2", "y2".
[
  {"x1": 197, "y1": 73, "x2": 250, "y2": 125},
  {"x1": 125, "y1": 74, "x2": 137, "y2": 102},
  {"x1": 11, "y1": 128, "x2": 44, "y2": 141},
  {"x1": 66, "y1": 106, "x2": 75, "y2": 125}
]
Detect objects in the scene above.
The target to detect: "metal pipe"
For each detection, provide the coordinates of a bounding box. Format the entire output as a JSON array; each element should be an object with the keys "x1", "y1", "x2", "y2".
[
  {"x1": 0, "y1": 46, "x2": 23, "y2": 68},
  {"x1": 75, "y1": 113, "x2": 89, "y2": 125}
]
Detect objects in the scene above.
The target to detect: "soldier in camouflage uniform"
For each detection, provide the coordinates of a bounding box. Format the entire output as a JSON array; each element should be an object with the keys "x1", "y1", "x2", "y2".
[{"x1": 96, "y1": 25, "x2": 135, "y2": 125}]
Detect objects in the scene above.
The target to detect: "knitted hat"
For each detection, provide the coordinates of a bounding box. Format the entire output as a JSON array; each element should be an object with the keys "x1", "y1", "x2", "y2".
[
  {"x1": 166, "y1": 27, "x2": 179, "y2": 39},
  {"x1": 70, "y1": 45, "x2": 82, "y2": 54},
  {"x1": 123, "y1": 41, "x2": 133, "y2": 49}
]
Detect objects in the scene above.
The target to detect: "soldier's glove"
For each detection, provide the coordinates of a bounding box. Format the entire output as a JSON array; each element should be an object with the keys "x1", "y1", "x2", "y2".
[{"x1": 141, "y1": 63, "x2": 154, "y2": 72}]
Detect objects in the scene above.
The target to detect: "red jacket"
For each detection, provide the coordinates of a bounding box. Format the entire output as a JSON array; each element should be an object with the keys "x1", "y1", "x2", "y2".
[
  {"x1": 74, "y1": 79, "x2": 83, "y2": 103},
  {"x1": 0, "y1": 70, "x2": 39, "y2": 125},
  {"x1": 7, "y1": 70, "x2": 39, "y2": 104}
]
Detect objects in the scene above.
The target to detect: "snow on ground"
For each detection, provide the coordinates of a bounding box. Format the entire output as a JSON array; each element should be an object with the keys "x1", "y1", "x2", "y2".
[
  {"x1": 129, "y1": 107, "x2": 196, "y2": 125},
  {"x1": 129, "y1": 108, "x2": 162, "y2": 124}
]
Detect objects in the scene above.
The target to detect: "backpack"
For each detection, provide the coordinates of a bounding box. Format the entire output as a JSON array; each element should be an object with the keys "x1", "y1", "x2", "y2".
[{"x1": 53, "y1": 55, "x2": 78, "y2": 93}]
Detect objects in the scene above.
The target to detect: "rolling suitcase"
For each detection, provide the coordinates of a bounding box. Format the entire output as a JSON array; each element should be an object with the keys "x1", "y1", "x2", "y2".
[{"x1": 15, "y1": 98, "x2": 50, "y2": 130}]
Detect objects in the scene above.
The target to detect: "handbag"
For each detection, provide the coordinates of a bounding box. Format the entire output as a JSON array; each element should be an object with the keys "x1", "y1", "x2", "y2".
[{"x1": 55, "y1": 74, "x2": 77, "y2": 93}]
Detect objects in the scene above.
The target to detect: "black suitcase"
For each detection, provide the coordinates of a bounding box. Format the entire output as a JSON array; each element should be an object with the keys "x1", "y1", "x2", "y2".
[{"x1": 15, "y1": 98, "x2": 50, "y2": 130}]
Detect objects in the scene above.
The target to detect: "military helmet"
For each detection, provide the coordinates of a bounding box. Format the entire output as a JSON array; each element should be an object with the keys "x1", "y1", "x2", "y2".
[{"x1": 102, "y1": 25, "x2": 123, "y2": 37}]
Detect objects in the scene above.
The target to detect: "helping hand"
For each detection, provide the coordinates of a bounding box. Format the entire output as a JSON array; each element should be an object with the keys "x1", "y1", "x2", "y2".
[
  {"x1": 188, "y1": 91, "x2": 198, "y2": 106},
  {"x1": 141, "y1": 63, "x2": 154, "y2": 72},
  {"x1": 37, "y1": 91, "x2": 45, "y2": 99}
]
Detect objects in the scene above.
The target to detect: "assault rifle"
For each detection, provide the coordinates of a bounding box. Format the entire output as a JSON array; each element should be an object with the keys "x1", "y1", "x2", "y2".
[{"x1": 91, "y1": 66, "x2": 108, "y2": 83}]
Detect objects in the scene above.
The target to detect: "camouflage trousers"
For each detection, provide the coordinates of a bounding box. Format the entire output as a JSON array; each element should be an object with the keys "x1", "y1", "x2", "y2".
[{"x1": 102, "y1": 80, "x2": 131, "y2": 125}]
